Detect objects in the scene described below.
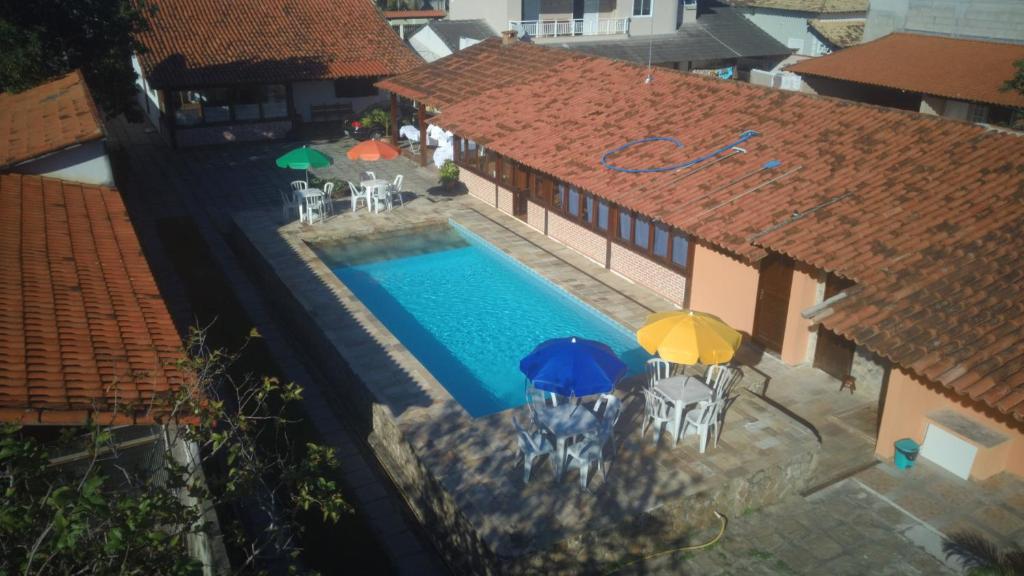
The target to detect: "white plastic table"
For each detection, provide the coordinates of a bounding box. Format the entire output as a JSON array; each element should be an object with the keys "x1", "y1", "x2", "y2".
[
  {"x1": 534, "y1": 404, "x2": 599, "y2": 480},
  {"x1": 297, "y1": 187, "x2": 324, "y2": 224},
  {"x1": 654, "y1": 375, "x2": 713, "y2": 444},
  {"x1": 361, "y1": 179, "x2": 391, "y2": 213}
]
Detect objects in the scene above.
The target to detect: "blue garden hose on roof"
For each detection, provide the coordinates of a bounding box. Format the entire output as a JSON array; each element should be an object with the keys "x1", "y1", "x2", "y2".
[{"x1": 600, "y1": 129, "x2": 762, "y2": 173}]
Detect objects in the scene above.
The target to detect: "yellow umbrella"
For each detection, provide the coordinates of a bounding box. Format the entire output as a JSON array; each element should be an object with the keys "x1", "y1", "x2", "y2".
[{"x1": 636, "y1": 310, "x2": 742, "y2": 365}]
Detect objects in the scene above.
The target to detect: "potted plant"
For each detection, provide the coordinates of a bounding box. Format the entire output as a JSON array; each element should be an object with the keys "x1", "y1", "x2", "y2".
[{"x1": 439, "y1": 160, "x2": 460, "y2": 191}]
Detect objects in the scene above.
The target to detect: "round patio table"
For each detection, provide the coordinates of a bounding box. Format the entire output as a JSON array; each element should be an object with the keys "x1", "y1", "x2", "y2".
[{"x1": 534, "y1": 404, "x2": 599, "y2": 480}]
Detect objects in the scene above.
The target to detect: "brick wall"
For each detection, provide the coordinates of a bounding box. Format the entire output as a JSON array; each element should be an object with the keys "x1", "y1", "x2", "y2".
[
  {"x1": 461, "y1": 170, "x2": 495, "y2": 205},
  {"x1": 497, "y1": 186, "x2": 513, "y2": 215},
  {"x1": 526, "y1": 200, "x2": 545, "y2": 232},
  {"x1": 609, "y1": 243, "x2": 687, "y2": 304},
  {"x1": 175, "y1": 121, "x2": 292, "y2": 147},
  {"x1": 548, "y1": 211, "x2": 606, "y2": 265}
]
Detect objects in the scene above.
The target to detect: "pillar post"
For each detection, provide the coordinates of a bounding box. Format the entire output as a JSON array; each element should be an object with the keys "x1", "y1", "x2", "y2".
[
  {"x1": 418, "y1": 103, "x2": 427, "y2": 167},
  {"x1": 389, "y1": 92, "x2": 398, "y2": 145}
]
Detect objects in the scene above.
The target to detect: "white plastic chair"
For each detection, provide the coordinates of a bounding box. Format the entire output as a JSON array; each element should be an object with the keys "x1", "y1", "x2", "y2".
[
  {"x1": 512, "y1": 416, "x2": 555, "y2": 484},
  {"x1": 706, "y1": 365, "x2": 742, "y2": 403},
  {"x1": 588, "y1": 393, "x2": 622, "y2": 455},
  {"x1": 280, "y1": 190, "x2": 300, "y2": 222},
  {"x1": 321, "y1": 182, "x2": 335, "y2": 217},
  {"x1": 641, "y1": 388, "x2": 676, "y2": 446},
  {"x1": 565, "y1": 409, "x2": 615, "y2": 490},
  {"x1": 304, "y1": 191, "x2": 325, "y2": 224},
  {"x1": 290, "y1": 180, "x2": 308, "y2": 192},
  {"x1": 682, "y1": 398, "x2": 725, "y2": 454},
  {"x1": 348, "y1": 181, "x2": 369, "y2": 212},
  {"x1": 359, "y1": 171, "x2": 376, "y2": 182},
  {"x1": 646, "y1": 358, "x2": 672, "y2": 389},
  {"x1": 526, "y1": 386, "x2": 559, "y2": 408},
  {"x1": 389, "y1": 174, "x2": 404, "y2": 207},
  {"x1": 370, "y1": 184, "x2": 392, "y2": 213}
]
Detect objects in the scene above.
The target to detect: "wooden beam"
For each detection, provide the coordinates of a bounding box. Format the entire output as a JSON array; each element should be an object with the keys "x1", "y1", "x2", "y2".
[
  {"x1": 389, "y1": 92, "x2": 398, "y2": 145},
  {"x1": 418, "y1": 104, "x2": 427, "y2": 167}
]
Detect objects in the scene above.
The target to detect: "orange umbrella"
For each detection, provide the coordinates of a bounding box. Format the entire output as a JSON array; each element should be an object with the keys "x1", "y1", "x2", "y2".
[{"x1": 346, "y1": 139, "x2": 401, "y2": 161}]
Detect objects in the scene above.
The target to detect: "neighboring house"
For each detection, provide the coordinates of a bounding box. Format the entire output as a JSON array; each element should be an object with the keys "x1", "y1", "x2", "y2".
[
  {"x1": 409, "y1": 19, "x2": 498, "y2": 62},
  {"x1": 0, "y1": 70, "x2": 113, "y2": 186},
  {"x1": 729, "y1": 0, "x2": 867, "y2": 56},
  {"x1": 381, "y1": 38, "x2": 1024, "y2": 482},
  {"x1": 864, "y1": 0, "x2": 1024, "y2": 43},
  {"x1": 0, "y1": 173, "x2": 226, "y2": 569},
  {"x1": 132, "y1": 0, "x2": 421, "y2": 147},
  {"x1": 377, "y1": 0, "x2": 449, "y2": 40},
  {"x1": 447, "y1": 0, "x2": 792, "y2": 73},
  {"x1": 787, "y1": 32, "x2": 1024, "y2": 129}
]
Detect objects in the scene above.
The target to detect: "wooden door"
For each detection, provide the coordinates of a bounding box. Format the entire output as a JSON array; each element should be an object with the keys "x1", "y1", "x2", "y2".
[
  {"x1": 813, "y1": 274, "x2": 856, "y2": 379},
  {"x1": 752, "y1": 255, "x2": 793, "y2": 354}
]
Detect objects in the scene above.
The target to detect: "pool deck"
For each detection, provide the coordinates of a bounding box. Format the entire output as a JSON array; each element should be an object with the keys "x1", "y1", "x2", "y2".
[{"x1": 230, "y1": 150, "x2": 830, "y2": 572}]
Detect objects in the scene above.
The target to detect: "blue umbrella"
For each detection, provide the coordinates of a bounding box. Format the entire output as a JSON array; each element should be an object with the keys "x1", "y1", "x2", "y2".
[{"x1": 519, "y1": 336, "x2": 627, "y2": 398}]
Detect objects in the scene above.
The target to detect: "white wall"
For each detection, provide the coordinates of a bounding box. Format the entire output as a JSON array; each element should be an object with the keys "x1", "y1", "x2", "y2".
[
  {"x1": 865, "y1": 0, "x2": 1024, "y2": 43},
  {"x1": 132, "y1": 54, "x2": 163, "y2": 129},
  {"x1": 616, "y1": 0, "x2": 678, "y2": 35},
  {"x1": 449, "y1": 0, "x2": 521, "y2": 34},
  {"x1": 291, "y1": 80, "x2": 387, "y2": 122},
  {"x1": 409, "y1": 26, "x2": 452, "y2": 62},
  {"x1": 15, "y1": 139, "x2": 114, "y2": 187}
]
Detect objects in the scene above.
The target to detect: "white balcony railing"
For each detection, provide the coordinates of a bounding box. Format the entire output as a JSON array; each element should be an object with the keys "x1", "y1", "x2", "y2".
[{"x1": 508, "y1": 18, "x2": 630, "y2": 38}]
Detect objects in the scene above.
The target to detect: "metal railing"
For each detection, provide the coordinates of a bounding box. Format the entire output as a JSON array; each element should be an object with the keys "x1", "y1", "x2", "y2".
[{"x1": 508, "y1": 17, "x2": 630, "y2": 38}]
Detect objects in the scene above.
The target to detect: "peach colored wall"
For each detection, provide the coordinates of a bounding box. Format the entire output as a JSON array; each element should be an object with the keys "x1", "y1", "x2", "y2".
[
  {"x1": 877, "y1": 368, "x2": 1024, "y2": 479},
  {"x1": 780, "y1": 264, "x2": 820, "y2": 365},
  {"x1": 688, "y1": 243, "x2": 759, "y2": 335}
]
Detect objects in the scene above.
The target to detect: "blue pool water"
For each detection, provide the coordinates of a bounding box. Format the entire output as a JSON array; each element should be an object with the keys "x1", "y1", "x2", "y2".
[{"x1": 315, "y1": 223, "x2": 647, "y2": 417}]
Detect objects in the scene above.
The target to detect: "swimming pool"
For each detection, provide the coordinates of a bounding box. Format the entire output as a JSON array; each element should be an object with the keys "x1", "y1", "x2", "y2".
[{"x1": 314, "y1": 223, "x2": 647, "y2": 417}]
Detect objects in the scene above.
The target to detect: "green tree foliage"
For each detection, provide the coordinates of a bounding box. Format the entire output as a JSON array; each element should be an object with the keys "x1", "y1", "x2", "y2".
[
  {"x1": 1003, "y1": 59, "x2": 1024, "y2": 96},
  {"x1": 0, "y1": 0, "x2": 153, "y2": 118},
  {"x1": 943, "y1": 531, "x2": 1024, "y2": 576},
  {"x1": 0, "y1": 328, "x2": 351, "y2": 575}
]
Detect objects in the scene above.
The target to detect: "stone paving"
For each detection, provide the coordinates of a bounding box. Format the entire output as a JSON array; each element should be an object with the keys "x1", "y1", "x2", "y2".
[{"x1": 615, "y1": 476, "x2": 956, "y2": 575}]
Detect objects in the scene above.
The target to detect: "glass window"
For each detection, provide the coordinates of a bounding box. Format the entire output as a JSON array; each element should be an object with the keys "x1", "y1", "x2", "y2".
[
  {"x1": 552, "y1": 183, "x2": 564, "y2": 211},
  {"x1": 202, "y1": 87, "x2": 232, "y2": 123},
  {"x1": 515, "y1": 164, "x2": 529, "y2": 191},
  {"x1": 654, "y1": 224, "x2": 669, "y2": 257},
  {"x1": 583, "y1": 194, "x2": 593, "y2": 225},
  {"x1": 532, "y1": 174, "x2": 545, "y2": 201},
  {"x1": 484, "y1": 149, "x2": 496, "y2": 178},
  {"x1": 634, "y1": 216, "x2": 650, "y2": 250},
  {"x1": 500, "y1": 157, "x2": 513, "y2": 186},
  {"x1": 568, "y1": 187, "x2": 580, "y2": 217},
  {"x1": 672, "y1": 234, "x2": 690, "y2": 269},
  {"x1": 334, "y1": 77, "x2": 379, "y2": 98},
  {"x1": 173, "y1": 91, "x2": 203, "y2": 126},
  {"x1": 597, "y1": 201, "x2": 609, "y2": 231},
  {"x1": 262, "y1": 84, "x2": 288, "y2": 118},
  {"x1": 618, "y1": 211, "x2": 632, "y2": 241},
  {"x1": 234, "y1": 85, "x2": 263, "y2": 121},
  {"x1": 633, "y1": 0, "x2": 652, "y2": 16}
]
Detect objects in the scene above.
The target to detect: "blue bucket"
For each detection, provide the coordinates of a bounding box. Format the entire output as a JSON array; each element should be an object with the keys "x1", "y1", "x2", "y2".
[{"x1": 894, "y1": 438, "x2": 920, "y2": 470}]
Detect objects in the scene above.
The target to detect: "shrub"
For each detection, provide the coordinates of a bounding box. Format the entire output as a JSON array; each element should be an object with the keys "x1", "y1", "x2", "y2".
[{"x1": 439, "y1": 161, "x2": 460, "y2": 187}]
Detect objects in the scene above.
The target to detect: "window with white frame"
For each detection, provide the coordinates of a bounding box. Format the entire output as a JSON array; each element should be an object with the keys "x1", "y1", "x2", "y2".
[
  {"x1": 967, "y1": 103, "x2": 989, "y2": 123},
  {"x1": 633, "y1": 0, "x2": 652, "y2": 16}
]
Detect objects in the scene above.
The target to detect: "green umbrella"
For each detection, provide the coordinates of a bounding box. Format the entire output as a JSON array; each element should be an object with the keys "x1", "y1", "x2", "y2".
[{"x1": 275, "y1": 146, "x2": 332, "y2": 182}]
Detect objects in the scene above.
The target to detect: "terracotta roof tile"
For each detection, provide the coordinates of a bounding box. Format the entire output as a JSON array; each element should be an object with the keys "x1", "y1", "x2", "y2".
[
  {"x1": 136, "y1": 0, "x2": 422, "y2": 89},
  {"x1": 788, "y1": 32, "x2": 1024, "y2": 108},
  {"x1": 0, "y1": 71, "x2": 104, "y2": 168},
  {"x1": 0, "y1": 174, "x2": 187, "y2": 425},
  {"x1": 411, "y1": 45, "x2": 1024, "y2": 419},
  {"x1": 382, "y1": 9, "x2": 446, "y2": 19},
  {"x1": 808, "y1": 19, "x2": 864, "y2": 48},
  {"x1": 376, "y1": 38, "x2": 575, "y2": 110}
]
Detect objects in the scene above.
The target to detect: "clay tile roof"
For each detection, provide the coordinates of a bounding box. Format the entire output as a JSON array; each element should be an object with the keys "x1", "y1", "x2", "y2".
[
  {"x1": 426, "y1": 46, "x2": 1024, "y2": 419},
  {"x1": 0, "y1": 173, "x2": 187, "y2": 426},
  {"x1": 376, "y1": 38, "x2": 576, "y2": 110},
  {"x1": 729, "y1": 0, "x2": 867, "y2": 13},
  {"x1": 808, "y1": 19, "x2": 864, "y2": 48},
  {"x1": 135, "y1": 0, "x2": 423, "y2": 90},
  {"x1": 788, "y1": 32, "x2": 1024, "y2": 108},
  {"x1": 0, "y1": 70, "x2": 104, "y2": 168}
]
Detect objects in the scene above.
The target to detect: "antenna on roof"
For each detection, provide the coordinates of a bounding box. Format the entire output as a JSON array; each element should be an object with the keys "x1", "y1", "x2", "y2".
[{"x1": 644, "y1": 1, "x2": 656, "y2": 85}]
